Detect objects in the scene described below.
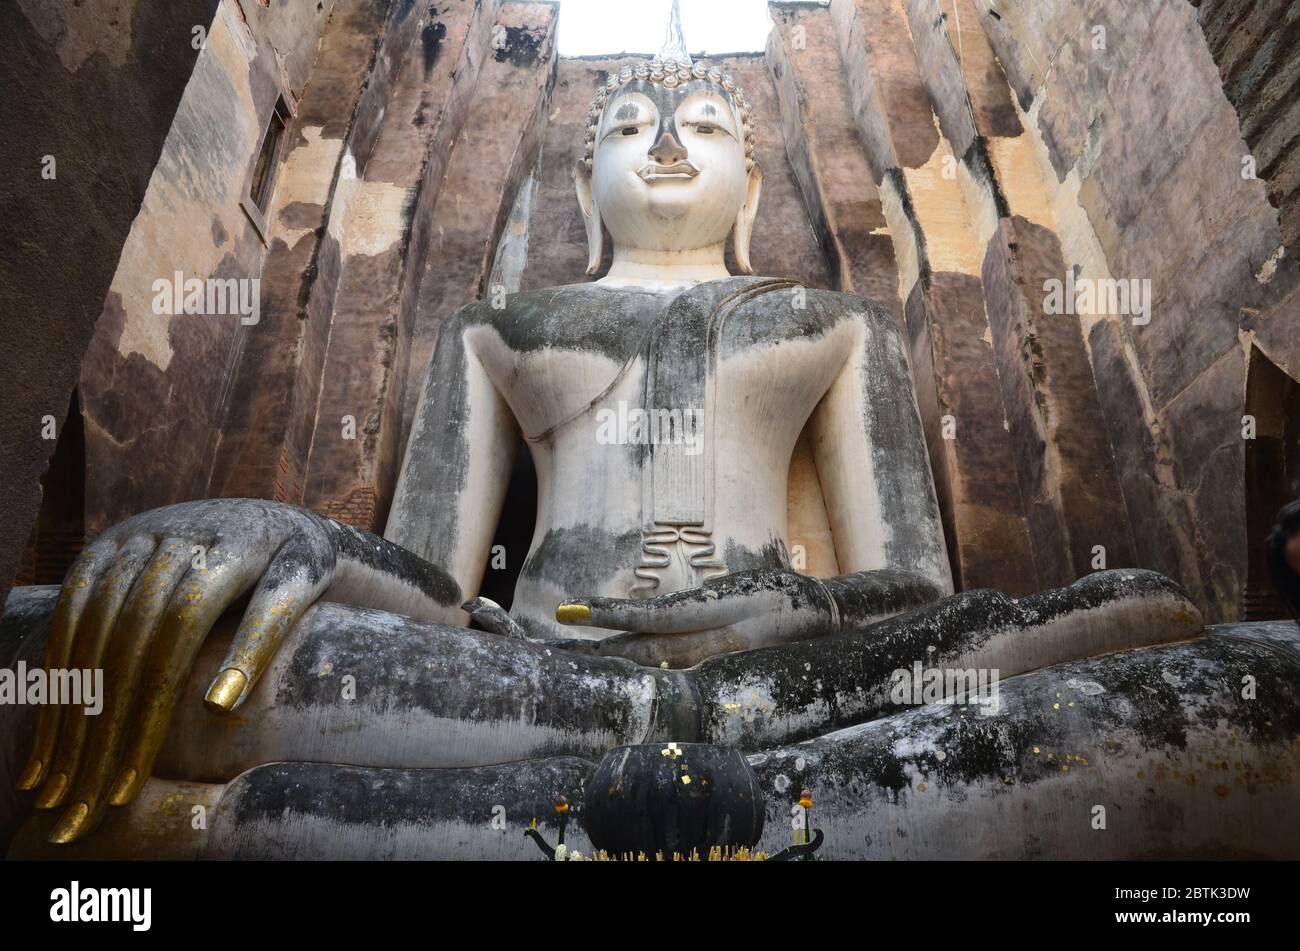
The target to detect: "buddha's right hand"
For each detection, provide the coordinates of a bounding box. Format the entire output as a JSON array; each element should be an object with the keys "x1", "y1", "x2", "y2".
[{"x1": 14, "y1": 499, "x2": 457, "y2": 844}]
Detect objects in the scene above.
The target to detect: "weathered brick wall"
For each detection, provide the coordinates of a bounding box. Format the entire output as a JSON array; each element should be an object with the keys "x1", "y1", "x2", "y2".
[
  {"x1": 0, "y1": 0, "x2": 222, "y2": 602},
  {"x1": 1191, "y1": 0, "x2": 1300, "y2": 260},
  {"x1": 210, "y1": 0, "x2": 426, "y2": 509},
  {"x1": 76, "y1": 0, "x2": 336, "y2": 534},
  {"x1": 973, "y1": 0, "x2": 1297, "y2": 619}
]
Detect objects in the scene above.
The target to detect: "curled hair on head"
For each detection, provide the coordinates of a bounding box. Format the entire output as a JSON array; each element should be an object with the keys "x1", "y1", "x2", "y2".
[
  {"x1": 1266, "y1": 499, "x2": 1300, "y2": 626},
  {"x1": 581, "y1": 60, "x2": 758, "y2": 175}
]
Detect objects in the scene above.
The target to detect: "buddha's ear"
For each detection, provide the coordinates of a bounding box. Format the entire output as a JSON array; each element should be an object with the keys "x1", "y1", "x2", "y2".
[
  {"x1": 574, "y1": 160, "x2": 604, "y2": 276},
  {"x1": 733, "y1": 162, "x2": 764, "y2": 275}
]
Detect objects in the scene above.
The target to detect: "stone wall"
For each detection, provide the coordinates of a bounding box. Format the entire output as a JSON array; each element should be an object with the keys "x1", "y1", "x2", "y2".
[
  {"x1": 211, "y1": 0, "x2": 428, "y2": 510},
  {"x1": 0, "y1": 0, "x2": 222, "y2": 597},
  {"x1": 970, "y1": 0, "x2": 1298, "y2": 619},
  {"x1": 78, "y1": 0, "x2": 335, "y2": 537},
  {"x1": 1192, "y1": 0, "x2": 1300, "y2": 260}
]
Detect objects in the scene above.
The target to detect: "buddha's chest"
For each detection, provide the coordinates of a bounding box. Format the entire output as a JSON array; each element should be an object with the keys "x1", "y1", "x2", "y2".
[{"x1": 472, "y1": 305, "x2": 855, "y2": 441}]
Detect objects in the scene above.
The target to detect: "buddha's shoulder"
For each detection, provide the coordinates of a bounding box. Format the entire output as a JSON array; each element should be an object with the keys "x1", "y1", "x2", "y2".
[
  {"x1": 746, "y1": 279, "x2": 896, "y2": 322},
  {"x1": 445, "y1": 280, "x2": 897, "y2": 340},
  {"x1": 729, "y1": 279, "x2": 900, "y2": 346},
  {"x1": 446, "y1": 283, "x2": 670, "y2": 359},
  {"x1": 450, "y1": 282, "x2": 670, "y2": 328}
]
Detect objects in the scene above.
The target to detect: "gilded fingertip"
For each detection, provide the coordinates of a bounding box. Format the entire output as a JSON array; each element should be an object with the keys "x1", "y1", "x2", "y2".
[
  {"x1": 48, "y1": 801, "x2": 90, "y2": 845},
  {"x1": 34, "y1": 771, "x2": 69, "y2": 810},
  {"x1": 204, "y1": 668, "x2": 247, "y2": 713},
  {"x1": 107, "y1": 768, "x2": 138, "y2": 807},
  {"x1": 16, "y1": 758, "x2": 43, "y2": 791},
  {"x1": 556, "y1": 602, "x2": 592, "y2": 624}
]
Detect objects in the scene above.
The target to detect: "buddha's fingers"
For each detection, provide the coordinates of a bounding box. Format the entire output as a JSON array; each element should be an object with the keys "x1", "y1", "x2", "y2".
[
  {"x1": 557, "y1": 585, "x2": 761, "y2": 634},
  {"x1": 105, "y1": 546, "x2": 264, "y2": 809},
  {"x1": 33, "y1": 535, "x2": 159, "y2": 810},
  {"x1": 46, "y1": 538, "x2": 195, "y2": 844},
  {"x1": 558, "y1": 570, "x2": 836, "y2": 638},
  {"x1": 203, "y1": 530, "x2": 335, "y2": 714},
  {"x1": 17, "y1": 537, "x2": 123, "y2": 792},
  {"x1": 463, "y1": 597, "x2": 531, "y2": 640}
]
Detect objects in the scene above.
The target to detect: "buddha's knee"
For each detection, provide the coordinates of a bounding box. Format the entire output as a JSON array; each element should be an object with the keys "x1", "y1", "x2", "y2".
[{"x1": 745, "y1": 628, "x2": 1300, "y2": 859}]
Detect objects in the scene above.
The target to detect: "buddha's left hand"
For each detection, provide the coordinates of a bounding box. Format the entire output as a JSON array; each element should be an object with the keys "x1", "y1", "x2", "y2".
[{"x1": 556, "y1": 567, "x2": 942, "y2": 668}]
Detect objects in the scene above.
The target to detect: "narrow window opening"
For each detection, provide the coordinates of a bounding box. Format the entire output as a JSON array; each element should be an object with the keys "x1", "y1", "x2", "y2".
[
  {"x1": 250, "y1": 97, "x2": 289, "y2": 214},
  {"x1": 240, "y1": 93, "x2": 293, "y2": 243}
]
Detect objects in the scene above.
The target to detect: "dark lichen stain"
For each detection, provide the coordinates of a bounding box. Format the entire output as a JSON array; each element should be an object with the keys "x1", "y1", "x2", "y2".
[
  {"x1": 694, "y1": 569, "x2": 1193, "y2": 748},
  {"x1": 277, "y1": 200, "x2": 324, "y2": 231},
  {"x1": 228, "y1": 758, "x2": 595, "y2": 831},
  {"x1": 962, "y1": 136, "x2": 1011, "y2": 219},
  {"x1": 327, "y1": 517, "x2": 461, "y2": 606},
  {"x1": 493, "y1": 26, "x2": 545, "y2": 68},
  {"x1": 753, "y1": 626, "x2": 1300, "y2": 806},
  {"x1": 275, "y1": 602, "x2": 647, "y2": 750},
  {"x1": 472, "y1": 278, "x2": 886, "y2": 382},
  {"x1": 884, "y1": 166, "x2": 934, "y2": 290},
  {"x1": 519, "y1": 524, "x2": 643, "y2": 592},
  {"x1": 476, "y1": 282, "x2": 672, "y2": 363},
  {"x1": 720, "y1": 537, "x2": 791, "y2": 574},
  {"x1": 295, "y1": 226, "x2": 329, "y2": 320},
  {"x1": 421, "y1": 20, "x2": 447, "y2": 77}
]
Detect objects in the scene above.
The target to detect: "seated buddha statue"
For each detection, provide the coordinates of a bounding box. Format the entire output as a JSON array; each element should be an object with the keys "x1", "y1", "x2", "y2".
[{"x1": 2, "y1": 42, "x2": 1265, "y2": 860}]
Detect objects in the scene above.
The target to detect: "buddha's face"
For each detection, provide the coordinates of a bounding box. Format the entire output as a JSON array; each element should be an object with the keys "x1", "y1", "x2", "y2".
[
  {"x1": 1287, "y1": 528, "x2": 1300, "y2": 576},
  {"x1": 590, "y1": 80, "x2": 751, "y2": 252}
]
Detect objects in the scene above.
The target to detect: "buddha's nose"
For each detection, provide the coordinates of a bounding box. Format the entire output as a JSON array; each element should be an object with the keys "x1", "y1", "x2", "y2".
[{"x1": 649, "y1": 130, "x2": 689, "y2": 166}]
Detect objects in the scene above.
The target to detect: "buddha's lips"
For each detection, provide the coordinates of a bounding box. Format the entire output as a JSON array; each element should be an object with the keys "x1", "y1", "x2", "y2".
[{"x1": 639, "y1": 161, "x2": 701, "y2": 182}]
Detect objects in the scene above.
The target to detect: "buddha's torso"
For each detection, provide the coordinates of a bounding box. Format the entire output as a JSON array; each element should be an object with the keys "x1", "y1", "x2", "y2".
[{"x1": 464, "y1": 278, "x2": 862, "y2": 639}]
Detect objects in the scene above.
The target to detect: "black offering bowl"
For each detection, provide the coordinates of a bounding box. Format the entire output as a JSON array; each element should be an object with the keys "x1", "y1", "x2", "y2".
[{"x1": 583, "y1": 742, "x2": 765, "y2": 859}]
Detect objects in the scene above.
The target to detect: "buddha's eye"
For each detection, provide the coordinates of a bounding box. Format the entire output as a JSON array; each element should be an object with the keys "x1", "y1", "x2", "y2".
[
  {"x1": 684, "y1": 120, "x2": 722, "y2": 136},
  {"x1": 621, "y1": 126, "x2": 640, "y2": 136}
]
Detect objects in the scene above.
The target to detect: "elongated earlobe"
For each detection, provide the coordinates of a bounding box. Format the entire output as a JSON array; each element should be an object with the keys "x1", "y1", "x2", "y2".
[
  {"x1": 574, "y1": 161, "x2": 604, "y2": 276},
  {"x1": 733, "y1": 163, "x2": 764, "y2": 275}
]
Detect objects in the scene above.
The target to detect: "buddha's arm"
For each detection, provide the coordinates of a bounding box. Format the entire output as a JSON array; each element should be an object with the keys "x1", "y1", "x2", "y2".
[
  {"x1": 384, "y1": 305, "x2": 520, "y2": 624},
  {"x1": 807, "y1": 300, "x2": 954, "y2": 600}
]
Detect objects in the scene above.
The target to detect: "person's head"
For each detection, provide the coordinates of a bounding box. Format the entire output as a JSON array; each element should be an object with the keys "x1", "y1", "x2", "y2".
[
  {"x1": 574, "y1": 60, "x2": 763, "y2": 275},
  {"x1": 1266, "y1": 499, "x2": 1300, "y2": 622}
]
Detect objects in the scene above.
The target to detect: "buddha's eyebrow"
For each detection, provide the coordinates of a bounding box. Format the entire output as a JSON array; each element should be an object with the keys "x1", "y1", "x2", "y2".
[
  {"x1": 612, "y1": 102, "x2": 642, "y2": 122},
  {"x1": 682, "y1": 95, "x2": 731, "y2": 117},
  {"x1": 681, "y1": 97, "x2": 736, "y2": 132}
]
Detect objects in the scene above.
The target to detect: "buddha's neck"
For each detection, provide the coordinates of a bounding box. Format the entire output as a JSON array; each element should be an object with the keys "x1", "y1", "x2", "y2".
[{"x1": 598, "y1": 243, "x2": 731, "y2": 290}]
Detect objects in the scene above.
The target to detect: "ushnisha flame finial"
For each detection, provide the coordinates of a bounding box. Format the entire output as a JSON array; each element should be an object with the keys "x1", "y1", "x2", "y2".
[
  {"x1": 656, "y1": 0, "x2": 692, "y2": 66},
  {"x1": 581, "y1": 1, "x2": 757, "y2": 174}
]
